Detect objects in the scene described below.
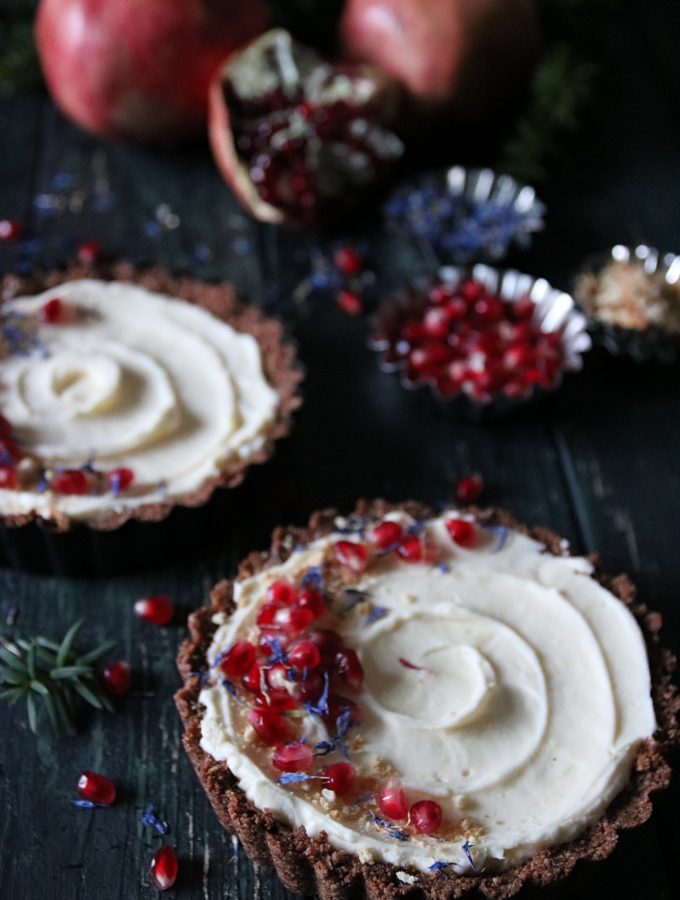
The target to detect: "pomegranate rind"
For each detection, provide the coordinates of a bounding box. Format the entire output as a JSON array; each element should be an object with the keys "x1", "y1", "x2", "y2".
[
  {"x1": 340, "y1": 0, "x2": 540, "y2": 119},
  {"x1": 35, "y1": 0, "x2": 271, "y2": 144},
  {"x1": 208, "y1": 28, "x2": 403, "y2": 226}
]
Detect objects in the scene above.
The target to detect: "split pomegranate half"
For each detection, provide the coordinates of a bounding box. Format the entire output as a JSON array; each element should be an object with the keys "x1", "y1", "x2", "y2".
[{"x1": 208, "y1": 29, "x2": 404, "y2": 227}]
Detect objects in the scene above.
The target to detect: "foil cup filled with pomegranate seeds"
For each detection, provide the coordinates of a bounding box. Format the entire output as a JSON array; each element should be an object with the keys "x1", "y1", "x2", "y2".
[
  {"x1": 574, "y1": 244, "x2": 680, "y2": 364},
  {"x1": 370, "y1": 264, "x2": 591, "y2": 419},
  {"x1": 384, "y1": 166, "x2": 545, "y2": 265}
]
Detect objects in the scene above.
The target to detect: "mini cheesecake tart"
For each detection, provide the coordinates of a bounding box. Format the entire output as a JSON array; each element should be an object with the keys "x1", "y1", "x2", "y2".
[
  {"x1": 0, "y1": 264, "x2": 302, "y2": 530},
  {"x1": 176, "y1": 501, "x2": 678, "y2": 899}
]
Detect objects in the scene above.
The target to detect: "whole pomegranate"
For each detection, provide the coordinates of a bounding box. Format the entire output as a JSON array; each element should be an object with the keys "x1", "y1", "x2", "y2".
[
  {"x1": 35, "y1": 0, "x2": 270, "y2": 143},
  {"x1": 340, "y1": 0, "x2": 539, "y2": 119},
  {"x1": 208, "y1": 29, "x2": 404, "y2": 227}
]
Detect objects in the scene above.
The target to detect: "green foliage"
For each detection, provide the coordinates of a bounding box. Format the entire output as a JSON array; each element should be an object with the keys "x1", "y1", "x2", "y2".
[
  {"x1": 0, "y1": 4, "x2": 40, "y2": 95},
  {"x1": 499, "y1": 45, "x2": 596, "y2": 183},
  {"x1": 0, "y1": 620, "x2": 116, "y2": 736}
]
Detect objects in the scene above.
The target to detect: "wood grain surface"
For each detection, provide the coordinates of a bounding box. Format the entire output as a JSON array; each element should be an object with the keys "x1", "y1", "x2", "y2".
[{"x1": 0, "y1": 2, "x2": 679, "y2": 898}]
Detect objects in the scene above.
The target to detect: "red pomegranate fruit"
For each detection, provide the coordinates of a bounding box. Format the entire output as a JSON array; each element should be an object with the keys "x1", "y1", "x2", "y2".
[
  {"x1": 34, "y1": 0, "x2": 270, "y2": 144},
  {"x1": 208, "y1": 29, "x2": 404, "y2": 226},
  {"x1": 340, "y1": 0, "x2": 539, "y2": 119}
]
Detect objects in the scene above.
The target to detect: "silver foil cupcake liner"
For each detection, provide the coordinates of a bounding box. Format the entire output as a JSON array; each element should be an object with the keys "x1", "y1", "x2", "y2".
[
  {"x1": 574, "y1": 244, "x2": 680, "y2": 364},
  {"x1": 383, "y1": 165, "x2": 545, "y2": 265},
  {"x1": 370, "y1": 264, "x2": 591, "y2": 420}
]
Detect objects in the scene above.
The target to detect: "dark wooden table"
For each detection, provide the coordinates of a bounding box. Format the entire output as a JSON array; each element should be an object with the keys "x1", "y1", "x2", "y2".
[{"x1": 1, "y1": 3, "x2": 679, "y2": 898}]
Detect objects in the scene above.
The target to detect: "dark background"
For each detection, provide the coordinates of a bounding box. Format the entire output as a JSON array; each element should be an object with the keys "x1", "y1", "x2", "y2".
[{"x1": 0, "y1": 1, "x2": 679, "y2": 898}]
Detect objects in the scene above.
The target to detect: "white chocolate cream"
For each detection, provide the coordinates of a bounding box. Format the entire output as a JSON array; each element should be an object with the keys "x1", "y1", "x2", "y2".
[
  {"x1": 0, "y1": 280, "x2": 280, "y2": 521},
  {"x1": 199, "y1": 513, "x2": 656, "y2": 875}
]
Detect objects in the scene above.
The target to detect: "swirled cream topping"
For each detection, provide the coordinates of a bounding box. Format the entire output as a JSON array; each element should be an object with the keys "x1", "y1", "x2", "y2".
[
  {"x1": 199, "y1": 512, "x2": 656, "y2": 875},
  {"x1": 0, "y1": 280, "x2": 280, "y2": 521}
]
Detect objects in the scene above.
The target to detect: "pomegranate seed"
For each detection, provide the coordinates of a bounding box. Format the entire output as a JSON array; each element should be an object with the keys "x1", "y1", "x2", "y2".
[
  {"x1": 335, "y1": 648, "x2": 364, "y2": 691},
  {"x1": 296, "y1": 588, "x2": 325, "y2": 617},
  {"x1": 0, "y1": 415, "x2": 12, "y2": 438},
  {"x1": 272, "y1": 740, "x2": 314, "y2": 772},
  {"x1": 503, "y1": 379, "x2": 531, "y2": 399},
  {"x1": 402, "y1": 321, "x2": 426, "y2": 343},
  {"x1": 102, "y1": 661, "x2": 132, "y2": 697},
  {"x1": 220, "y1": 641, "x2": 256, "y2": 679},
  {"x1": 423, "y1": 307, "x2": 450, "y2": 339},
  {"x1": 297, "y1": 669, "x2": 324, "y2": 702},
  {"x1": 474, "y1": 296, "x2": 503, "y2": 322},
  {"x1": 428, "y1": 283, "x2": 454, "y2": 304},
  {"x1": 326, "y1": 694, "x2": 363, "y2": 727},
  {"x1": 409, "y1": 799, "x2": 443, "y2": 834},
  {"x1": 337, "y1": 290, "x2": 363, "y2": 316},
  {"x1": 334, "y1": 246, "x2": 362, "y2": 275},
  {"x1": 0, "y1": 219, "x2": 23, "y2": 241},
  {"x1": 397, "y1": 535, "x2": 423, "y2": 563},
  {"x1": 445, "y1": 518, "x2": 477, "y2": 548},
  {"x1": 134, "y1": 594, "x2": 175, "y2": 626},
  {"x1": 512, "y1": 296, "x2": 535, "y2": 321},
  {"x1": 257, "y1": 602, "x2": 280, "y2": 627},
  {"x1": 38, "y1": 297, "x2": 73, "y2": 324},
  {"x1": 334, "y1": 540, "x2": 369, "y2": 573},
  {"x1": 255, "y1": 686, "x2": 299, "y2": 711},
  {"x1": 77, "y1": 240, "x2": 101, "y2": 263},
  {"x1": 455, "y1": 474, "x2": 484, "y2": 505},
  {"x1": 0, "y1": 465, "x2": 17, "y2": 489},
  {"x1": 273, "y1": 604, "x2": 315, "y2": 636},
  {"x1": 503, "y1": 343, "x2": 534, "y2": 370},
  {"x1": 288, "y1": 640, "x2": 321, "y2": 670},
  {"x1": 308, "y1": 629, "x2": 344, "y2": 662},
  {"x1": 267, "y1": 580, "x2": 297, "y2": 606},
  {"x1": 459, "y1": 279, "x2": 484, "y2": 302},
  {"x1": 52, "y1": 469, "x2": 89, "y2": 495},
  {"x1": 446, "y1": 297, "x2": 467, "y2": 320},
  {"x1": 247, "y1": 707, "x2": 291, "y2": 745},
  {"x1": 0, "y1": 437, "x2": 22, "y2": 462},
  {"x1": 77, "y1": 771, "x2": 116, "y2": 805},
  {"x1": 265, "y1": 662, "x2": 293, "y2": 691},
  {"x1": 322, "y1": 762, "x2": 356, "y2": 796},
  {"x1": 242, "y1": 663, "x2": 263, "y2": 693},
  {"x1": 409, "y1": 344, "x2": 451, "y2": 373},
  {"x1": 107, "y1": 467, "x2": 134, "y2": 493},
  {"x1": 507, "y1": 322, "x2": 534, "y2": 343},
  {"x1": 377, "y1": 779, "x2": 409, "y2": 820},
  {"x1": 371, "y1": 520, "x2": 404, "y2": 550},
  {"x1": 259, "y1": 629, "x2": 291, "y2": 658},
  {"x1": 150, "y1": 845, "x2": 178, "y2": 891}
]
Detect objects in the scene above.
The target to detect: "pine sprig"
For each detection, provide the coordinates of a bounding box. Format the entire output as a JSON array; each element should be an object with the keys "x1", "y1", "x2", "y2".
[
  {"x1": 0, "y1": 619, "x2": 116, "y2": 736},
  {"x1": 499, "y1": 44, "x2": 596, "y2": 184},
  {"x1": 0, "y1": 11, "x2": 41, "y2": 95}
]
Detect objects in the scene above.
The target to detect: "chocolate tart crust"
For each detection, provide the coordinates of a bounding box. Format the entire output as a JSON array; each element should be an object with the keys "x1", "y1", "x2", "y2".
[
  {"x1": 175, "y1": 501, "x2": 679, "y2": 899},
  {"x1": 0, "y1": 262, "x2": 303, "y2": 532}
]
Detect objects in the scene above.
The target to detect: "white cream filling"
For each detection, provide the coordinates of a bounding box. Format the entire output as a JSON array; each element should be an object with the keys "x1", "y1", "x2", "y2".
[
  {"x1": 199, "y1": 514, "x2": 656, "y2": 874},
  {"x1": 0, "y1": 280, "x2": 279, "y2": 520}
]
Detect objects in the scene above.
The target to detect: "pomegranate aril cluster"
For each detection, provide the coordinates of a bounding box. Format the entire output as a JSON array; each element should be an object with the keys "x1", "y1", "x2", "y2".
[
  {"x1": 226, "y1": 75, "x2": 400, "y2": 226},
  {"x1": 376, "y1": 277, "x2": 565, "y2": 402},
  {"x1": 376, "y1": 778, "x2": 445, "y2": 835},
  {"x1": 217, "y1": 567, "x2": 366, "y2": 798},
  {"x1": 214, "y1": 515, "x2": 492, "y2": 836},
  {"x1": 333, "y1": 520, "x2": 439, "y2": 569},
  {"x1": 0, "y1": 411, "x2": 135, "y2": 497}
]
